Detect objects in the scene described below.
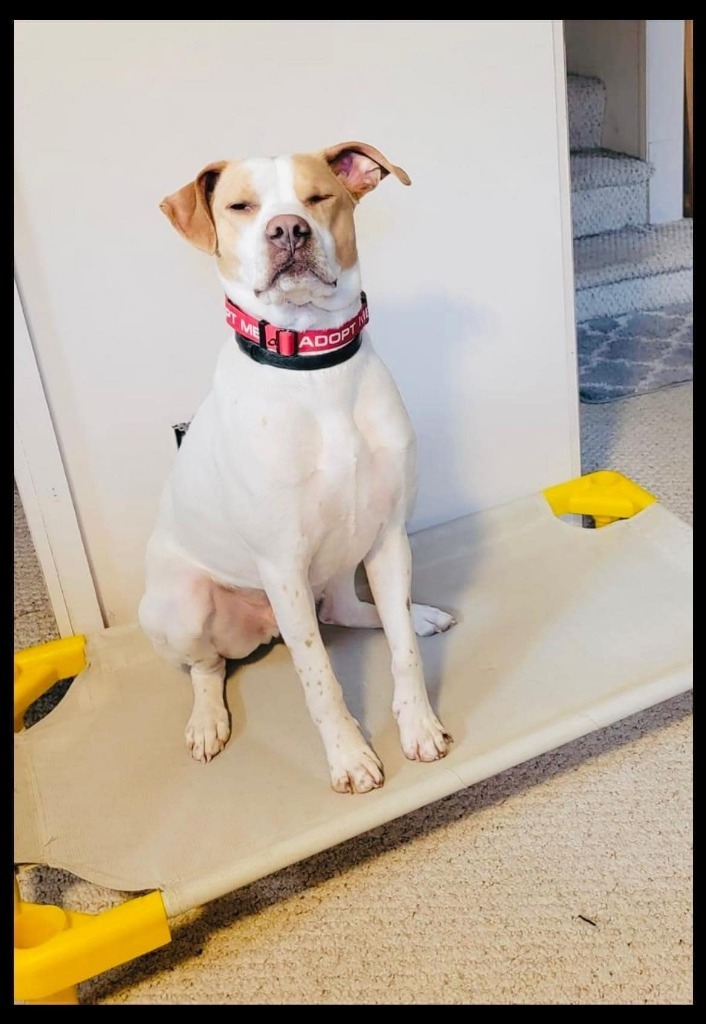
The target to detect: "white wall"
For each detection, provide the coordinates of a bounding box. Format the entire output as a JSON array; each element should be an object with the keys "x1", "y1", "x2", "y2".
[
  {"x1": 14, "y1": 20, "x2": 579, "y2": 627},
  {"x1": 645, "y1": 20, "x2": 685, "y2": 223}
]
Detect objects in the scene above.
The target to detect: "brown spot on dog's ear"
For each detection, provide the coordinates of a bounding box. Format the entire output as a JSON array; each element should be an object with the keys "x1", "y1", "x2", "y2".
[
  {"x1": 159, "y1": 161, "x2": 227, "y2": 254},
  {"x1": 321, "y1": 141, "x2": 411, "y2": 201}
]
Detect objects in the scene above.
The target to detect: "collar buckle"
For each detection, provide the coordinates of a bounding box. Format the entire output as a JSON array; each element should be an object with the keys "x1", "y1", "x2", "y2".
[{"x1": 258, "y1": 321, "x2": 299, "y2": 356}]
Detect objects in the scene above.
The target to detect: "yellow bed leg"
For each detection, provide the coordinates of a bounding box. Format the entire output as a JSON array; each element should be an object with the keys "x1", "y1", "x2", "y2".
[
  {"x1": 543, "y1": 469, "x2": 656, "y2": 526},
  {"x1": 14, "y1": 889, "x2": 171, "y2": 1003},
  {"x1": 14, "y1": 635, "x2": 88, "y2": 733}
]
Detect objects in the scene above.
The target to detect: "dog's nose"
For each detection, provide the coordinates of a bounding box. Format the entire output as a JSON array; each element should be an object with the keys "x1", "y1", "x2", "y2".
[{"x1": 266, "y1": 215, "x2": 311, "y2": 253}]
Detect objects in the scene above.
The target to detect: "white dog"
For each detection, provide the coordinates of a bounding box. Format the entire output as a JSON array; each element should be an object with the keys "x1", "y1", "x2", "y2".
[{"x1": 139, "y1": 141, "x2": 454, "y2": 793}]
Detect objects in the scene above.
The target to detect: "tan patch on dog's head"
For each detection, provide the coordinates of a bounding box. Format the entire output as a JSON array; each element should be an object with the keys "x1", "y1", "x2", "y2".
[
  {"x1": 161, "y1": 161, "x2": 262, "y2": 285},
  {"x1": 291, "y1": 143, "x2": 411, "y2": 270},
  {"x1": 290, "y1": 153, "x2": 359, "y2": 270},
  {"x1": 206, "y1": 162, "x2": 262, "y2": 282}
]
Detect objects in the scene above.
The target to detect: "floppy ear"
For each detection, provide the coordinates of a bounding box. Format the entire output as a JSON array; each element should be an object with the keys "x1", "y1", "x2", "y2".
[
  {"x1": 159, "y1": 161, "x2": 227, "y2": 254},
  {"x1": 322, "y1": 142, "x2": 411, "y2": 201}
]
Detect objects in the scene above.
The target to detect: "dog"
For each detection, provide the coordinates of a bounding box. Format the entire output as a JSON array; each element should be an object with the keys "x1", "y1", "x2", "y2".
[{"x1": 139, "y1": 141, "x2": 455, "y2": 794}]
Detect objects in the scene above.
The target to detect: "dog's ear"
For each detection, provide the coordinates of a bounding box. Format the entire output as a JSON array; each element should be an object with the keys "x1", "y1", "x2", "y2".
[
  {"x1": 322, "y1": 142, "x2": 411, "y2": 201},
  {"x1": 159, "y1": 161, "x2": 227, "y2": 254}
]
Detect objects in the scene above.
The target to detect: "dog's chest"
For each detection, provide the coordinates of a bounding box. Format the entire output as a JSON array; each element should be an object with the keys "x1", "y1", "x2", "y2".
[
  {"x1": 256, "y1": 385, "x2": 406, "y2": 514},
  {"x1": 214, "y1": 347, "x2": 414, "y2": 575},
  {"x1": 165, "y1": 342, "x2": 416, "y2": 587},
  {"x1": 293, "y1": 401, "x2": 410, "y2": 581},
  {"x1": 310, "y1": 403, "x2": 400, "y2": 510}
]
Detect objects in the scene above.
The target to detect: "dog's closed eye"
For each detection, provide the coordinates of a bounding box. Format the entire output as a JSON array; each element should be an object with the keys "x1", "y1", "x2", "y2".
[
  {"x1": 306, "y1": 194, "x2": 332, "y2": 205},
  {"x1": 228, "y1": 202, "x2": 257, "y2": 212}
]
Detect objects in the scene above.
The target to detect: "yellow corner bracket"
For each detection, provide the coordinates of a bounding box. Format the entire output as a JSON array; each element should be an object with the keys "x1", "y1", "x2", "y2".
[
  {"x1": 14, "y1": 891, "x2": 171, "y2": 1003},
  {"x1": 543, "y1": 469, "x2": 656, "y2": 527},
  {"x1": 14, "y1": 635, "x2": 87, "y2": 733}
]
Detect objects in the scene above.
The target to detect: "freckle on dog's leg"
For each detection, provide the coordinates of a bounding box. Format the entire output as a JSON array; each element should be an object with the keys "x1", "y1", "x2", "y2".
[
  {"x1": 260, "y1": 567, "x2": 384, "y2": 793},
  {"x1": 365, "y1": 526, "x2": 453, "y2": 762}
]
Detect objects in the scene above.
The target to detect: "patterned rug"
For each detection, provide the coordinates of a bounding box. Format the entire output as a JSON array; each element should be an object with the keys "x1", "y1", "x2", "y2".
[{"x1": 577, "y1": 301, "x2": 693, "y2": 403}]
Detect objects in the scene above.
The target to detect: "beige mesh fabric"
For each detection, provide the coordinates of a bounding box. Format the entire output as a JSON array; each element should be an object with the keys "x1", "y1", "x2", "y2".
[{"x1": 14, "y1": 495, "x2": 692, "y2": 918}]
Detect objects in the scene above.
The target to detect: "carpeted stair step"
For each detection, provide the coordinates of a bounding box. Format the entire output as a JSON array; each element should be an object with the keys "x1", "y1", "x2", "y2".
[
  {"x1": 571, "y1": 149, "x2": 653, "y2": 238},
  {"x1": 574, "y1": 220, "x2": 693, "y2": 322},
  {"x1": 567, "y1": 74, "x2": 606, "y2": 150}
]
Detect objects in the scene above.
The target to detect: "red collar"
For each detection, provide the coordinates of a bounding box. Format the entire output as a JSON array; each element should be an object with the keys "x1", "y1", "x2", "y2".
[{"x1": 225, "y1": 293, "x2": 369, "y2": 360}]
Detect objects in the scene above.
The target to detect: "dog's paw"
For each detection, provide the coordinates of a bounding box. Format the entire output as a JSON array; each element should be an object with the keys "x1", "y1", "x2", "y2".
[
  {"x1": 396, "y1": 706, "x2": 453, "y2": 762},
  {"x1": 411, "y1": 603, "x2": 456, "y2": 637},
  {"x1": 327, "y1": 723, "x2": 385, "y2": 794},
  {"x1": 185, "y1": 706, "x2": 231, "y2": 763}
]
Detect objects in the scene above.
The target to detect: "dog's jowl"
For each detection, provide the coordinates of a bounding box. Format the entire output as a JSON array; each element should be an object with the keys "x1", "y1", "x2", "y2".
[{"x1": 139, "y1": 142, "x2": 455, "y2": 793}]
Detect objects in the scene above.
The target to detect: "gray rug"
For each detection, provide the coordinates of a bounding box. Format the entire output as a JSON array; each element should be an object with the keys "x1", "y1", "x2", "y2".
[{"x1": 577, "y1": 301, "x2": 693, "y2": 404}]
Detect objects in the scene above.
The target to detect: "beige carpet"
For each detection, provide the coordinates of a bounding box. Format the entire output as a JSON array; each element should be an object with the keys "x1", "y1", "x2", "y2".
[{"x1": 14, "y1": 383, "x2": 693, "y2": 1005}]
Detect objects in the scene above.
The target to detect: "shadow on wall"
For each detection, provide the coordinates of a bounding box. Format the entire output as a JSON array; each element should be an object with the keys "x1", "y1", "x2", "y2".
[{"x1": 369, "y1": 291, "x2": 495, "y2": 532}]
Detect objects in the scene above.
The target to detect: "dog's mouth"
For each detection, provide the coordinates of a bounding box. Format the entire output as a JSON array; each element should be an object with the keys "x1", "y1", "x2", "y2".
[{"x1": 255, "y1": 254, "x2": 338, "y2": 298}]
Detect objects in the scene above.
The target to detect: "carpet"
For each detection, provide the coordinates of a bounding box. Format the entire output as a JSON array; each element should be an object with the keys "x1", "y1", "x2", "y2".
[{"x1": 577, "y1": 301, "x2": 693, "y2": 403}]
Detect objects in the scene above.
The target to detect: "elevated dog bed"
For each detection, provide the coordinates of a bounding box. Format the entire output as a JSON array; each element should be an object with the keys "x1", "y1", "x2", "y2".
[{"x1": 14, "y1": 472, "x2": 693, "y2": 1002}]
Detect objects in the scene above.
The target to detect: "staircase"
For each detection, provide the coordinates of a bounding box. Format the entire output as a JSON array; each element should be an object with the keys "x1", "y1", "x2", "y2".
[{"x1": 567, "y1": 73, "x2": 693, "y2": 324}]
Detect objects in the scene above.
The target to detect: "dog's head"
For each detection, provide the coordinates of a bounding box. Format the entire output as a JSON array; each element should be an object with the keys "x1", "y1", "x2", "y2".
[{"x1": 160, "y1": 142, "x2": 410, "y2": 313}]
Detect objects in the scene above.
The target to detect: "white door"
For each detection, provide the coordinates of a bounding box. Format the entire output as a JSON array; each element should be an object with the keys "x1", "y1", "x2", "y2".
[{"x1": 14, "y1": 279, "x2": 104, "y2": 639}]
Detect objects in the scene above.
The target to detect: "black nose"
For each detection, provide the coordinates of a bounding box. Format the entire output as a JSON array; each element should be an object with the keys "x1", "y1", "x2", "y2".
[{"x1": 265, "y1": 215, "x2": 312, "y2": 253}]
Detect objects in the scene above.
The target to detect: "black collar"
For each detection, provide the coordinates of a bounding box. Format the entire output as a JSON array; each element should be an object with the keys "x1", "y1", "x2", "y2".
[{"x1": 235, "y1": 331, "x2": 363, "y2": 370}]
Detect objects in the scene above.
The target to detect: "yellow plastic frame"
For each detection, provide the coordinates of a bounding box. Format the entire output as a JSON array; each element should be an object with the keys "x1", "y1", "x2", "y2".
[
  {"x1": 543, "y1": 468, "x2": 655, "y2": 526},
  {"x1": 14, "y1": 636, "x2": 172, "y2": 1002},
  {"x1": 13, "y1": 470, "x2": 656, "y2": 1003}
]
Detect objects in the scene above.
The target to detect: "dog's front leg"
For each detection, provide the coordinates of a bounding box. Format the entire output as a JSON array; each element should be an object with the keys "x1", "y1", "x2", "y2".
[
  {"x1": 364, "y1": 524, "x2": 452, "y2": 762},
  {"x1": 186, "y1": 655, "x2": 230, "y2": 763},
  {"x1": 258, "y1": 564, "x2": 384, "y2": 794}
]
